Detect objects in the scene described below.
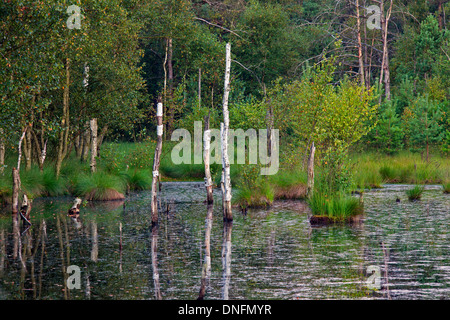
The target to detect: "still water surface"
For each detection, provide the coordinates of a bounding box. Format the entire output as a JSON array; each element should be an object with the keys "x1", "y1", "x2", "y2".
[{"x1": 0, "y1": 182, "x2": 448, "y2": 300}]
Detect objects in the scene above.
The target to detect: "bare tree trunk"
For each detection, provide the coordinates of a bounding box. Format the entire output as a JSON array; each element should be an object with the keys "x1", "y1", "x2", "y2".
[
  {"x1": 75, "y1": 133, "x2": 82, "y2": 159},
  {"x1": 356, "y1": 0, "x2": 366, "y2": 87},
  {"x1": 363, "y1": 1, "x2": 371, "y2": 90},
  {"x1": 24, "y1": 126, "x2": 32, "y2": 171},
  {"x1": 379, "y1": 0, "x2": 393, "y2": 101},
  {"x1": 266, "y1": 99, "x2": 273, "y2": 158},
  {"x1": 81, "y1": 121, "x2": 90, "y2": 163},
  {"x1": 89, "y1": 118, "x2": 98, "y2": 173},
  {"x1": 56, "y1": 58, "x2": 71, "y2": 178},
  {"x1": 306, "y1": 142, "x2": 315, "y2": 199},
  {"x1": 12, "y1": 168, "x2": 21, "y2": 215},
  {"x1": 17, "y1": 128, "x2": 27, "y2": 172},
  {"x1": 438, "y1": 0, "x2": 444, "y2": 30},
  {"x1": 30, "y1": 128, "x2": 47, "y2": 172},
  {"x1": 204, "y1": 113, "x2": 214, "y2": 204},
  {"x1": 166, "y1": 38, "x2": 175, "y2": 138},
  {"x1": 198, "y1": 68, "x2": 202, "y2": 109},
  {"x1": 221, "y1": 43, "x2": 232, "y2": 222},
  {"x1": 0, "y1": 129, "x2": 5, "y2": 175},
  {"x1": 151, "y1": 98, "x2": 164, "y2": 225},
  {"x1": 97, "y1": 125, "x2": 108, "y2": 156}
]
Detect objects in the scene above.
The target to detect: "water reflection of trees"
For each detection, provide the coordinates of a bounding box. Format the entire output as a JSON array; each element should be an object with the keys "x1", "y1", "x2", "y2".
[
  {"x1": 0, "y1": 200, "x2": 127, "y2": 300},
  {"x1": 221, "y1": 220, "x2": 232, "y2": 300},
  {"x1": 198, "y1": 204, "x2": 213, "y2": 300},
  {"x1": 1, "y1": 189, "x2": 448, "y2": 300}
]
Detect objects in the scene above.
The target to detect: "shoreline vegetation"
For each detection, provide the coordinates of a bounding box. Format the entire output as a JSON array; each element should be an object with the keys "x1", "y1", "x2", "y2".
[{"x1": 1, "y1": 142, "x2": 448, "y2": 213}]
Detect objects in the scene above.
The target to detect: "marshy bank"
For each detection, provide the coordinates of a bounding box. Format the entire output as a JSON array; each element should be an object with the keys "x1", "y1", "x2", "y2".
[{"x1": 1, "y1": 142, "x2": 448, "y2": 209}]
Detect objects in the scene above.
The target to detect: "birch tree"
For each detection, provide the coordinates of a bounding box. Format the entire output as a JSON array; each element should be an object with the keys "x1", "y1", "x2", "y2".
[{"x1": 221, "y1": 43, "x2": 233, "y2": 222}]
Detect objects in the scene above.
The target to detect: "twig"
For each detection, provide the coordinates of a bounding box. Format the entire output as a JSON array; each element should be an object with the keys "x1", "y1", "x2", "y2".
[{"x1": 194, "y1": 17, "x2": 244, "y2": 38}]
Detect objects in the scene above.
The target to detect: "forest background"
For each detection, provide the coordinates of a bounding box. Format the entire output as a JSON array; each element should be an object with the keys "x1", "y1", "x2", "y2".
[{"x1": 0, "y1": 0, "x2": 449, "y2": 207}]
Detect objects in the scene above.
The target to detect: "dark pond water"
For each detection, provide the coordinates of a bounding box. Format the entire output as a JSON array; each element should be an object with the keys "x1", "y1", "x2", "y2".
[{"x1": 0, "y1": 182, "x2": 448, "y2": 300}]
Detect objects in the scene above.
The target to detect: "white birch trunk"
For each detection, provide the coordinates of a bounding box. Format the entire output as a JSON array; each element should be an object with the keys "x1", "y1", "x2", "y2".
[
  {"x1": 89, "y1": 118, "x2": 98, "y2": 173},
  {"x1": 204, "y1": 114, "x2": 214, "y2": 204},
  {"x1": 151, "y1": 98, "x2": 164, "y2": 225},
  {"x1": 306, "y1": 142, "x2": 315, "y2": 199},
  {"x1": 221, "y1": 43, "x2": 232, "y2": 221}
]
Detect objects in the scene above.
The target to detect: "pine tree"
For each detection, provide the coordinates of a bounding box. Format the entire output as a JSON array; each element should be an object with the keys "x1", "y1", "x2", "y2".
[
  {"x1": 374, "y1": 102, "x2": 404, "y2": 155},
  {"x1": 409, "y1": 95, "x2": 444, "y2": 162}
]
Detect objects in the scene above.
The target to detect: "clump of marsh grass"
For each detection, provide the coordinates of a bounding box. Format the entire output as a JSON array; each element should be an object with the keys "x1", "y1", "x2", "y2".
[
  {"x1": 269, "y1": 170, "x2": 308, "y2": 199},
  {"x1": 71, "y1": 172, "x2": 126, "y2": 201},
  {"x1": 233, "y1": 164, "x2": 274, "y2": 209},
  {"x1": 120, "y1": 169, "x2": 152, "y2": 191},
  {"x1": 40, "y1": 168, "x2": 67, "y2": 197},
  {"x1": 234, "y1": 182, "x2": 274, "y2": 210},
  {"x1": 443, "y1": 182, "x2": 450, "y2": 194},
  {"x1": 0, "y1": 175, "x2": 12, "y2": 204},
  {"x1": 307, "y1": 191, "x2": 363, "y2": 223},
  {"x1": 406, "y1": 185, "x2": 425, "y2": 201}
]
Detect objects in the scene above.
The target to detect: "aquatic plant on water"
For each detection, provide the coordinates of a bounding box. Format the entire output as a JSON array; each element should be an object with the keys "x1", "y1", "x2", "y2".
[
  {"x1": 307, "y1": 191, "x2": 363, "y2": 223},
  {"x1": 406, "y1": 185, "x2": 425, "y2": 201},
  {"x1": 443, "y1": 182, "x2": 450, "y2": 194}
]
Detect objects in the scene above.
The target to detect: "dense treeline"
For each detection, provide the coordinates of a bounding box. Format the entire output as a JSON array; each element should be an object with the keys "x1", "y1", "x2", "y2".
[{"x1": 0, "y1": 1, "x2": 449, "y2": 192}]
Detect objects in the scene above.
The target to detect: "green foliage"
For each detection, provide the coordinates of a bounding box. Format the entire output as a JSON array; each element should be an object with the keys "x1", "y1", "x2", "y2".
[
  {"x1": 229, "y1": 98, "x2": 266, "y2": 130},
  {"x1": 441, "y1": 130, "x2": 450, "y2": 155},
  {"x1": 408, "y1": 95, "x2": 444, "y2": 156},
  {"x1": 269, "y1": 57, "x2": 377, "y2": 192},
  {"x1": 372, "y1": 101, "x2": 404, "y2": 155},
  {"x1": 234, "y1": 0, "x2": 300, "y2": 95}
]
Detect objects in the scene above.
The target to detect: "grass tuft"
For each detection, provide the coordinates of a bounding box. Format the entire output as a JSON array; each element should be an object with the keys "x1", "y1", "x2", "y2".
[
  {"x1": 71, "y1": 172, "x2": 126, "y2": 201},
  {"x1": 406, "y1": 185, "x2": 425, "y2": 201},
  {"x1": 443, "y1": 181, "x2": 450, "y2": 194},
  {"x1": 308, "y1": 191, "x2": 363, "y2": 223}
]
